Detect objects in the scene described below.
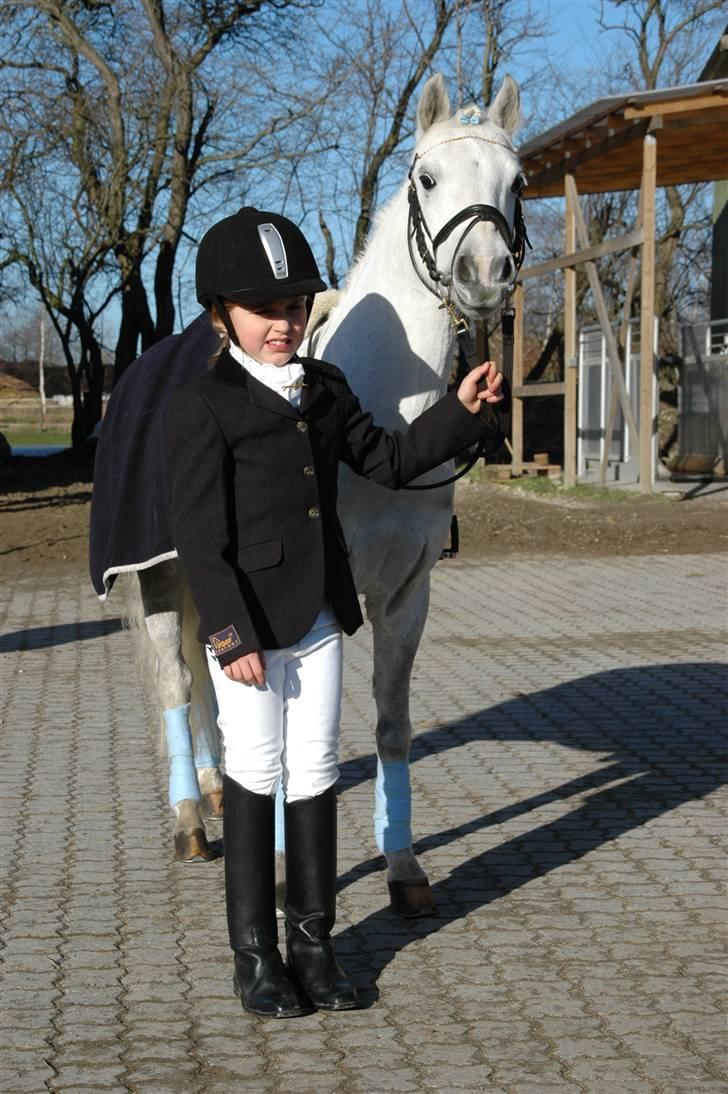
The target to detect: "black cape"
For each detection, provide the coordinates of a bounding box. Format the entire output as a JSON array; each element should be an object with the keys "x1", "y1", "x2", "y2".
[{"x1": 89, "y1": 313, "x2": 217, "y2": 599}]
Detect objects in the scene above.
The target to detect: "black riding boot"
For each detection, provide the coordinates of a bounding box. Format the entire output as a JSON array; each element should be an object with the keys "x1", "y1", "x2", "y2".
[
  {"x1": 284, "y1": 785, "x2": 359, "y2": 1011},
  {"x1": 223, "y1": 775, "x2": 311, "y2": 1018}
]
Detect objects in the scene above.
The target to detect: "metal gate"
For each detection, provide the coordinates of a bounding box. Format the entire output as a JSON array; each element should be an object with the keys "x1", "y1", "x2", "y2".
[{"x1": 577, "y1": 319, "x2": 658, "y2": 483}]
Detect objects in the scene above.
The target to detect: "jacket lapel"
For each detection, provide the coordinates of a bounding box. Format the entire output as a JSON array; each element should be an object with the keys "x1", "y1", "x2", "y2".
[
  {"x1": 214, "y1": 350, "x2": 299, "y2": 420},
  {"x1": 299, "y1": 361, "x2": 332, "y2": 418}
]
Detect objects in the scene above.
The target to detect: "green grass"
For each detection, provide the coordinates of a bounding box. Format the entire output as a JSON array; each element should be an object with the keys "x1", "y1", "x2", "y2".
[
  {"x1": 465, "y1": 465, "x2": 668, "y2": 503},
  {"x1": 6, "y1": 429, "x2": 71, "y2": 447}
]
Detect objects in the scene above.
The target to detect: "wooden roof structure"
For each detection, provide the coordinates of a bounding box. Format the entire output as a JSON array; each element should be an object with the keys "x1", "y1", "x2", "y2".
[
  {"x1": 518, "y1": 79, "x2": 728, "y2": 199},
  {"x1": 509, "y1": 68, "x2": 728, "y2": 492}
]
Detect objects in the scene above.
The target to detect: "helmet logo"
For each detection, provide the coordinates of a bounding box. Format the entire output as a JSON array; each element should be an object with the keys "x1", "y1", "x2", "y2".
[{"x1": 258, "y1": 224, "x2": 288, "y2": 280}]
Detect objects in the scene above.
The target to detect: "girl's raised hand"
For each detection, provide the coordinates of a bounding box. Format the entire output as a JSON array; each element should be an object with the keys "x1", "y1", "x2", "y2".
[
  {"x1": 223, "y1": 650, "x2": 267, "y2": 686},
  {"x1": 457, "y1": 361, "x2": 504, "y2": 414}
]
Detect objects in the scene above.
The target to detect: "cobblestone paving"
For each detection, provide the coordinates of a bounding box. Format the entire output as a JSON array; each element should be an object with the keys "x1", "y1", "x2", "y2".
[{"x1": 1, "y1": 554, "x2": 726, "y2": 1093}]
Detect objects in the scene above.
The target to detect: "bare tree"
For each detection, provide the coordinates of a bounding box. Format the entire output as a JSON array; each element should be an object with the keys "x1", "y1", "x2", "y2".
[
  {"x1": 0, "y1": 0, "x2": 329, "y2": 442},
  {"x1": 522, "y1": 0, "x2": 723, "y2": 360},
  {"x1": 299, "y1": 0, "x2": 548, "y2": 279},
  {"x1": 596, "y1": 0, "x2": 724, "y2": 344}
]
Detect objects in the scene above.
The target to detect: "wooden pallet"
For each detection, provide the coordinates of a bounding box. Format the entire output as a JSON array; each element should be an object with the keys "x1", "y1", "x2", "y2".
[{"x1": 502, "y1": 461, "x2": 562, "y2": 480}]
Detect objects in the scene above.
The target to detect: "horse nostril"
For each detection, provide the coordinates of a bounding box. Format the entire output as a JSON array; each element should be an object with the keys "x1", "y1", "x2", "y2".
[{"x1": 455, "y1": 255, "x2": 476, "y2": 284}]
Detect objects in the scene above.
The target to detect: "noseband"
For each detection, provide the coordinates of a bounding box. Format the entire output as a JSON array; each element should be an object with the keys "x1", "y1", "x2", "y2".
[
  {"x1": 402, "y1": 132, "x2": 531, "y2": 494},
  {"x1": 406, "y1": 134, "x2": 530, "y2": 308}
]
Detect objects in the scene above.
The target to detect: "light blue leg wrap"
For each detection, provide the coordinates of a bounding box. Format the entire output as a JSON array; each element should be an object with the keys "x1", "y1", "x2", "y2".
[
  {"x1": 374, "y1": 760, "x2": 412, "y2": 853},
  {"x1": 192, "y1": 720, "x2": 220, "y2": 770},
  {"x1": 274, "y1": 782, "x2": 285, "y2": 853},
  {"x1": 164, "y1": 705, "x2": 201, "y2": 806}
]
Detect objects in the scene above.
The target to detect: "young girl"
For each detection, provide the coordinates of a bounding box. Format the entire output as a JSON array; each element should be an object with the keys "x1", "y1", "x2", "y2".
[{"x1": 164, "y1": 206, "x2": 505, "y2": 1020}]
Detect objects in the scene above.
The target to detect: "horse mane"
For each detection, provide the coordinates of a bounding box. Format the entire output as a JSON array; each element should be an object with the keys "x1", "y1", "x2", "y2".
[{"x1": 306, "y1": 288, "x2": 340, "y2": 337}]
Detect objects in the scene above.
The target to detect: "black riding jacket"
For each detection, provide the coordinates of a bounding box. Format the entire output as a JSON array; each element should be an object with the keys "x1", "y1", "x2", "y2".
[{"x1": 165, "y1": 349, "x2": 493, "y2": 667}]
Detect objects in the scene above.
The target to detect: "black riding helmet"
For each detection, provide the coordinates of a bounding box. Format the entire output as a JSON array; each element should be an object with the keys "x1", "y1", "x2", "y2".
[{"x1": 196, "y1": 206, "x2": 326, "y2": 345}]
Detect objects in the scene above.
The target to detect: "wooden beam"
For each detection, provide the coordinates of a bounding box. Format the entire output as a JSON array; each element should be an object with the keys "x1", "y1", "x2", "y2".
[
  {"x1": 512, "y1": 382, "x2": 566, "y2": 398},
  {"x1": 520, "y1": 227, "x2": 645, "y2": 280},
  {"x1": 524, "y1": 119, "x2": 649, "y2": 198},
  {"x1": 564, "y1": 174, "x2": 640, "y2": 444},
  {"x1": 564, "y1": 175, "x2": 577, "y2": 487},
  {"x1": 599, "y1": 195, "x2": 644, "y2": 484},
  {"x1": 511, "y1": 281, "x2": 524, "y2": 471},
  {"x1": 639, "y1": 134, "x2": 657, "y2": 493},
  {"x1": 624, "y1": 92, "x2": 727, "y2": 119}
]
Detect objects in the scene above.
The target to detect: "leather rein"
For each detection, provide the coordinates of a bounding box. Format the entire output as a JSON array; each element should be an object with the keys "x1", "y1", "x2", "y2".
[{"x1": 402, "y1": 133, "x2": 530, "y2": 492}]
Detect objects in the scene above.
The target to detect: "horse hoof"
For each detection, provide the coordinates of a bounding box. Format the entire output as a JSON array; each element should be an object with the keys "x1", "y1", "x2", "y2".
[
  {"x1": 388, "y1": 879, "x2": 436, "y2": 917},
  {"x1": 174, "y1": 828, "x2": 221, "y2": 862},
  {"x1": 202, "y1": 790, "x2": 224, "y2": 819}
]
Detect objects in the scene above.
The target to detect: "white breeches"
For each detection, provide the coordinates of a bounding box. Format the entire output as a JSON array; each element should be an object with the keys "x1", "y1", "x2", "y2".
[{"x1": 206, "y1": 621, "x2": 343, "y2": 802}]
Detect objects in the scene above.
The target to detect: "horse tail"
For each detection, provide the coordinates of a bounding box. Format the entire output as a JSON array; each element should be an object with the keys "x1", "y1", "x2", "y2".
[
  {"x1": 180, "y1": 580, "x2": 220, "y2": 765},
  {"x1": 119, "y1": 569, "x2": 146, "y2": 631},
  {"x1": 117, "y1": 571, "x2": 166, "y2": 752}
]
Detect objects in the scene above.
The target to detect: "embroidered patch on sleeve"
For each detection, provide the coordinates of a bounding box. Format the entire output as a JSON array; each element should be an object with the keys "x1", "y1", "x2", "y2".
[{"x1": 209, "y1": 624, "x2": 242, "y2": 657}]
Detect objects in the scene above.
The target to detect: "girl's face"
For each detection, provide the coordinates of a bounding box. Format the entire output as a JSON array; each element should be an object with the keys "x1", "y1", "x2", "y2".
[{"x1": 228, "y1": 296, "x2": 308, "y2": 366}]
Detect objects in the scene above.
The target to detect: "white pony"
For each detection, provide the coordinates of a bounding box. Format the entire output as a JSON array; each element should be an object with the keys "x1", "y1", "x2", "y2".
[
  {"x1": 302, "y1": 73, "x2": 524, "y2": 912},
  {"x1": 123, "y1": 72, "x2": 524, "y2": 915}
]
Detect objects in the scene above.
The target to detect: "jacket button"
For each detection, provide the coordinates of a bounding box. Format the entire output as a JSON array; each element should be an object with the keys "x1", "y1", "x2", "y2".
[
  {"x1": 303, "y1": 465, "x2": 315, "y2": 476},
  {"x1": 308, "y1": 507, "x2": 320, "y2": 519},
  {"x1": 296, "y1": 421, "x2": 308, "y2": 433}
]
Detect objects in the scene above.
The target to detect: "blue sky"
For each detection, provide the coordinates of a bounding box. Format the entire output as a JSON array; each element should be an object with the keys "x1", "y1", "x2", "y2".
[{"x1": 7, "y1": 0, "x2": 721, "y2": 354}]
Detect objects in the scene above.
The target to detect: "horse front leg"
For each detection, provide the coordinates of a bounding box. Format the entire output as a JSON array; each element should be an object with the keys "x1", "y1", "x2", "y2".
[
  {"x1": 139, "y1": 562, "x2": 219, "y2": 862},
  {"x1": 369, "y1": 577, "x2": 436, "y2": 917}
]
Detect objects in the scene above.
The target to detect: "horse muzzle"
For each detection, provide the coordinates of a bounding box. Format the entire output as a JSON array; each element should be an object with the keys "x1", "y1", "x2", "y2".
[{"x1": 450, "y1": 276, "x2": 512, "y2": 319}]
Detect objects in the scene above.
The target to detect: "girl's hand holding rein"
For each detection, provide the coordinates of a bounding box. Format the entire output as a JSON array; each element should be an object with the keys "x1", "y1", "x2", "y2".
[
  {"x1": 223, "y1": 650, "x2": 267, "y2": 686},
  {"x1": 457, "y1": 361, "x2": 503, "y2": 414}
]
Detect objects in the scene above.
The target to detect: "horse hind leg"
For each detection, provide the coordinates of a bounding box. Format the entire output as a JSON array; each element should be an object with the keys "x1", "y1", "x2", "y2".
[
  {"x1": 139, "y1": 563, "x2": 218, "y2": 862},
  {"x1": 180, "y1": 588, "x2": 224, "y2": 819},
  {"x1": 368, "y1": 578, "x2": 436, "y2": 917}
]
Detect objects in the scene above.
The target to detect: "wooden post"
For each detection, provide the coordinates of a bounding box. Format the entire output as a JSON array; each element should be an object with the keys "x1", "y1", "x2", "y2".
[
  {"x1": 512, "y1": 280, "x2": 524, "y2": 472},
  {"x1": 564, "y1": 174, "x2": 577, "y2": 486},
  {"x1": 599, "y1": 195, "x2": 644, "y2": 484},
  {"x1": 565, "y1": 175, "x2": 639, "y2": 444},
  {"x1": 639, "y1": 134, "x2": 657, "y2": 493}
]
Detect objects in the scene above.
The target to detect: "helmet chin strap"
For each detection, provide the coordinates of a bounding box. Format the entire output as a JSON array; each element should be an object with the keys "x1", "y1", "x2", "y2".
[{"x1": 213, "y1": 296, "x2": 240, "y2": 347}]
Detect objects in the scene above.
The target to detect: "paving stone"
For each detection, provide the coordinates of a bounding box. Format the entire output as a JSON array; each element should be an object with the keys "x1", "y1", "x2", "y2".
[
  {"x1": 1, "y1": 556, "x2": 726, "y2": 1092},
  {"x1": 0, "y1": 1066, "x2": 57, "y2": 1093}
]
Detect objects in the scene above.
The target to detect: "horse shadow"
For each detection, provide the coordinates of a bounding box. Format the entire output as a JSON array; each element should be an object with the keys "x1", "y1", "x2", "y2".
[
  {"x1": 312, "y1": 291, "x2": 448, "y2": 430},
  {"x1": 0, "y1": 618, "x2": 124, "y2": 653},
  {"x1": 333, "y1": 661, "x2": 728, "y2": 1005}
]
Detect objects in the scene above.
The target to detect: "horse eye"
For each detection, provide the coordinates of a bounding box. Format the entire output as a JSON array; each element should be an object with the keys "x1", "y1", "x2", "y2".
[
  {"x1": 419, "y1": 173, "x2": 436, "y2": 191},
  {"x1": 511, "y1": 173, "x2": 526, "y2": 195}
]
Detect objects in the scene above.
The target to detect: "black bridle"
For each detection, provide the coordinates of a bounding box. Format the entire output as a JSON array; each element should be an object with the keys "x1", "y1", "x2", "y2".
[
  {"x1": 406, "y1": 132, "x2": 529, "y2": 297},
  {"x1": 402, "y1": 133, "x2": 530, "y2": 492}
]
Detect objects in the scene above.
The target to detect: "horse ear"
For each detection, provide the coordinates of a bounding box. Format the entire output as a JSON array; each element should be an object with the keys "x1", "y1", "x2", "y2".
[
  {"x1": 489, "y1": 75, "x2": 521, "y2": 137},
  {"x1": 416, "y1": 74, "x2": 451, "y2": 139}
]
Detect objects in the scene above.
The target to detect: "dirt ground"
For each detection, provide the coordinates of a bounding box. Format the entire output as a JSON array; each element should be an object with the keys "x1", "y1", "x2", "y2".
[{"x1": 1, "y1": 450, "x2": 726, "y2": 579}]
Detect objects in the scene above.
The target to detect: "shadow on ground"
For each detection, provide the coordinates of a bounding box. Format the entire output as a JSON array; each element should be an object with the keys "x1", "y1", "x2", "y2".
[
  {"x1": 0, "y1": 617, "x2": 124, "y2": 653},
  {"x1": 333, "y1": 661, "x2": 728, "y2": 1005},
  {"x1": 0, "y1": 449, "x2": 95, "y2": 496}
]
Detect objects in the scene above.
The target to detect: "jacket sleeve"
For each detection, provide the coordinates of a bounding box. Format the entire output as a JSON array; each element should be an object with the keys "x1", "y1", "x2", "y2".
[
  {"x1": 339, "y1": 383, "x2": 497, "y2": 488},
  {"x1": 165, "y1": 385, "x2": 262, "y2": 666}
]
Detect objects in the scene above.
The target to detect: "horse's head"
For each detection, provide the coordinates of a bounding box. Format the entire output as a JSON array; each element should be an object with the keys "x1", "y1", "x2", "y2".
[{"x1": 409, "y1": 73, "x2": 526, "y2": 319}]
